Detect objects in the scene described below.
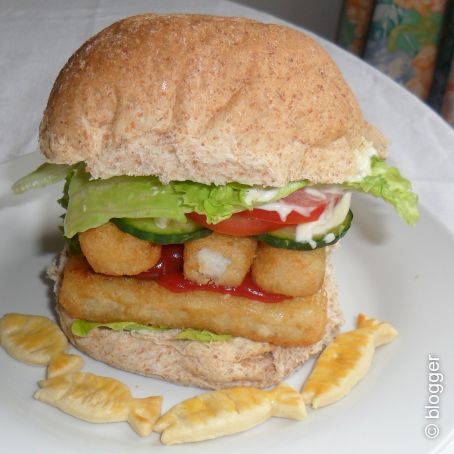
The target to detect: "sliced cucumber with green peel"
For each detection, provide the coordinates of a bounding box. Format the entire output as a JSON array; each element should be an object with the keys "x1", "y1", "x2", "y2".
[
  {"x1": 255, "y1": 210, "x2": 353, "y2": 250},
  {"x1": 113, "y1": 217, "x2": 211, "y2": 244}
]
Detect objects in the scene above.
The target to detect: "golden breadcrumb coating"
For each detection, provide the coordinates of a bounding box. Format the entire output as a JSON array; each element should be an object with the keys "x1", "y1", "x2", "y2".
[
  {"x1": 251, "y1": 243, "x2": 325, "y2": 297},
  {"x1": 79, "y1": 222, "x2": 161, "y2": 276},
  {"x1": 184, "y1": 233, "x2": 257, "y2": 286},
  {"x1": 59, "y1": 255, "x2": 327, "y2": 346}
]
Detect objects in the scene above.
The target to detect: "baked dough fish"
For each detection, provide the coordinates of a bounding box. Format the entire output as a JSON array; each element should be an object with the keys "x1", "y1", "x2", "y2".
[
  {"x1": 154, "y1": 383, "x2": 306, "y2": 445},
  {"x1": 302, "y1": 314, "x2": 398, "y2": 408},
  {"x1": 35, "y1": 371, "x2": 162, "y2": 437},
  {"x1": 0, "y1": 313, "x2": 67, "y2": 365},
  {"x1": 46, "y1": 352, "x2": 85, "y2": 378}
]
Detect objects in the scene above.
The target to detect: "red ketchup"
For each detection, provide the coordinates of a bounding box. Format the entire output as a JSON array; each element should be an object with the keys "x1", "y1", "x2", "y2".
[
  {"x1": 135, "y1": 245, "x2": 287, "y2": 303},
  {"x1": 157, "y1": 272, "x2": 287, "y2": 303},
  {"x1": 135, "y1": 244, "x2": 184, "y2": 280}
]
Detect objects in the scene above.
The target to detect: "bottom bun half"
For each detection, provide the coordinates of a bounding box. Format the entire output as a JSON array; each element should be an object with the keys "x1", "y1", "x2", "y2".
[{"x1": 50, "y1": 248, "x2": 343, "y2": 390}]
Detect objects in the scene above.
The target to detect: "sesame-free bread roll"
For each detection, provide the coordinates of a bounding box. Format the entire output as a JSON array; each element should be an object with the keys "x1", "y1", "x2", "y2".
[{"x1": 39, "y1": 13, "x2": 386, "y2": 186}]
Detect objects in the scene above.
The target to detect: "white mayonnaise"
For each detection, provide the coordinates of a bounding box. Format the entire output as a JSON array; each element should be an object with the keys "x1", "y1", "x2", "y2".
[
  {"x1": 254, "y1": 201, "x2": 317, "y2": 221},
  {"x1": 323, "y1": 232, "x2": 336, "y2": 244},
  {"x1": 253, "y1": 187, "x2": 340, "y2": 222},
  {"x1": 295, "y1": 192, "x2": 352, "y2": 248},
  {"x1": 243, "y1": 188, "x2": 280, "y2": 205},
  {"x1": 155, "y1": 217, "x2": 170, "y2": 229},
  {"x1": 345, "y1": 143, "x2": 378, "y2": 183},
  {"x1": 303, "y1": 187, "x2": 329, "y2": 200}
]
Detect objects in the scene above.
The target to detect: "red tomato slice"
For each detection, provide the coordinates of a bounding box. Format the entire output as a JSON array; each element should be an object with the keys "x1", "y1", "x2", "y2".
[
  {"x1": 187, "y1": 212, "x2": 283, "y2": 236},
  {"x1": 242, "y1": 189, "x2": 341, "y2": 224},
  {"x1": 188, "y1": 189, "x2": 341, "y2": 236},
  {"x1": 242, "y1": 204, "x2": 325, "y2": 224}
]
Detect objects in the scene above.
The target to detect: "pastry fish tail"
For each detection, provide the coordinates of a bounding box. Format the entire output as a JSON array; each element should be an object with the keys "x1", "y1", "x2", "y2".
[
  {"x1": 128, "y1": 396, "x2": 163, "y2": 437},
  {"x1": 268, "y1": 383, "x2": 306, "y2": 420}
]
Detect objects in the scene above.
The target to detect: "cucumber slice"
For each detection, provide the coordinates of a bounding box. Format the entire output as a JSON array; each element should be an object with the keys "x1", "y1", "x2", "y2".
[
  {"x1": 113, "y1": 217, "x2": 211, "y2": 244},
  {"x1": 256, "y1": 210, "x2": 353, "y2": 250}
]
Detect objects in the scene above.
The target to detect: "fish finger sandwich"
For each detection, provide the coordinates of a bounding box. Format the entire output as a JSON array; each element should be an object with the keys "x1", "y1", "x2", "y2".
[{"x1": 13, "y1": 13, "x2": 419, "y2": 389}]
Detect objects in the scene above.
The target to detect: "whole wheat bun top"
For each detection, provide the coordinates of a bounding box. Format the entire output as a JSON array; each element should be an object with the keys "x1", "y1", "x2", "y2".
[{"x1": 39, "y1": 13, "x2": 387, "y2": 186}]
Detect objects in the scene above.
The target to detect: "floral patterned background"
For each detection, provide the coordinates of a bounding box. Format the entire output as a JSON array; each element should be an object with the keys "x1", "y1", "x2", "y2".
[{"x1": 338, "y1": 0, "x2": 454, "y2": 127}]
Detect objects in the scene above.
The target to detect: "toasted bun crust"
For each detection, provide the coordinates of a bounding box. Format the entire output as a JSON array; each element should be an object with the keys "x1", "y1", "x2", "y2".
[{"x1": 40, "y1": 13, "x2": 385, "y2": 186}]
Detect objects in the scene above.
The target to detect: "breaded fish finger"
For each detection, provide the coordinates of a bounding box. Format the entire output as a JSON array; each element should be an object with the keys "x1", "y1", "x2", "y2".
[
  {"x1": 251, "y1": 243, "x2": 325, "y2": 297},
  {"x1": 79, "y1": 222, "x2": 161, "y2": 276},
  {"x1": 184, "y1": 232, "x2": 257, "y2": 286},
  {"x1": 59, "y1": 255, "x2": 328, "y2": 346}
]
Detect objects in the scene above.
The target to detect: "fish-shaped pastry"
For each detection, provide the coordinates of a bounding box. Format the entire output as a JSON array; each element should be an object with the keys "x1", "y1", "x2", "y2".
[
  {"x1": 35, "y1": 371, "x2": 162, "y2": 437},
  {"x1": 302, "y1": 313, "x2": 398, "y2": 408},
  {"x1": 154, "y1": 383, "x2": 306, "y2": 445},
  {"x1": 0, "y1": 313, "x2": 68, "y2": 365},
  {"x1": 46, "y1": 352, "x2": 85, "y2": 378}
]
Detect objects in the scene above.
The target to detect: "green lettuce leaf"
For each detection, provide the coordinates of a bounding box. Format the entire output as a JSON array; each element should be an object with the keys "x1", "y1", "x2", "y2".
[
  {"x1": 342, "y1": 157, "x2": 419, "y2": 225},
  {"x1": 171, "y1": 179, "x2": 308, "y2": 223},
  {"x1": 71, "y1": 319, "x2": 231, "y2": 342},
  {"x1": 63, "y1": 166, "x2": 307, "y2": 237},
  {"x1": 58, "y1": 225, "x2": 81, "y2": 254},
  {"x1": 14, "y1": 157, "x2": 419, "y2": 236},
  {"x1": 175, "y1": 329, "x2": 232, "y2": 342},
  {"x1": 71, "y1": 320, "x2": 168, "y2": 337},
  {"x1": 65, "y1": 168, "x2": 187, "y2": 237},
  {"x1": 58, "y1": 164, "x2": 81, "y2": 209},
  {"x1": 11, "y1": 163, "x2": 74, "y2": 194}
]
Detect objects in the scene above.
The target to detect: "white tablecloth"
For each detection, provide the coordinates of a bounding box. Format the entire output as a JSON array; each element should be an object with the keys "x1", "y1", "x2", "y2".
[{"x1": 1, "y1": 1, "x2": 454, "y2": 452}]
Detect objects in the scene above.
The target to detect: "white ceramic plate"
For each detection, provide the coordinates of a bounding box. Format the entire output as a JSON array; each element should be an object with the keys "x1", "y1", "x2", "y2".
[{"x1": 1, "y1": 153, "x2": 453, "y2": 454}]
